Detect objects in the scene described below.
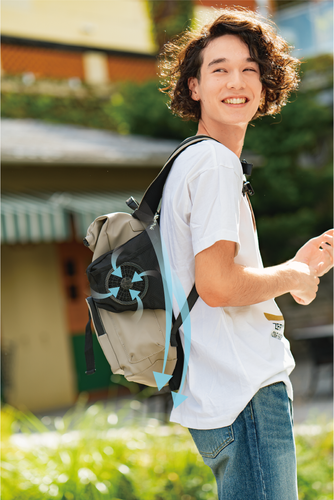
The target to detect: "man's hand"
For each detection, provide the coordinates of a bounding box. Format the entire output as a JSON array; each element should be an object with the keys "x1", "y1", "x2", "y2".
[
  {"x1": 288, "y1": 261, "x2": 320, "y2": 306},
  {"x1": 293, "y1": 229, "x2": 333, "y2": 277},
  {"x1": 290, "y1": 229, "x2": 333, "y2": 305}
]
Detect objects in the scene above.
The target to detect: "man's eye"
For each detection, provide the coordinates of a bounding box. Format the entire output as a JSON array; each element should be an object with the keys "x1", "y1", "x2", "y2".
[
  {"x1": 244, "y1": 68, "x2": 257, "y2": 72},
  {"x1": 213, "y1": 68, "x2": 226, "y2": 73}
]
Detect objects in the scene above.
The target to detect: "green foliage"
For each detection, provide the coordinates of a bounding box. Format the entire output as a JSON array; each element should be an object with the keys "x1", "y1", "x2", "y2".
[
  {"x1": 1, "y1": 402, "x2": 216, "y2": 500},
  {"x1": 146, "y1": 0, "x2": 194, "y2": 50},
  {"x1": 1, "y1": 403, "x2": 333, "y2": 500},
  {"x1": 296, "y1": 423, "x2": 334, "y2": 500},
  {"x1": 109, "y1": 81, "x2": 196, "y2": 139},
  {"x1": 243, "y1": 55, "x2": 333, "y2": 265},
  {"x1": 1, "y1": 81, "x2": 196, "y2": 140},
  {"x1": 274, "y1": 0, "x2": 306, "y2": 11},
  {"x1": 1, "y1": 91, "x2": 118, "y2": 131},
  {"x1": 300, "y1": 54, "x2": 333, "y2": 81},
  {"x1": 244, "y1": 87, "x2": 333, "y2": 265}
]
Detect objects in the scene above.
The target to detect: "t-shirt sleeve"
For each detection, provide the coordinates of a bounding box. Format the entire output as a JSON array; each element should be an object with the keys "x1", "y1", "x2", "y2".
[{"x1": 189, "y1": 164, "x2": 242, "y2": 257}]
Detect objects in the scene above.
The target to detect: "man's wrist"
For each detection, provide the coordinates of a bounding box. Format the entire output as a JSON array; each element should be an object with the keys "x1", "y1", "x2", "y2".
[{"x1": 279, "y1": 260, "x2": 305, "y2": 295}]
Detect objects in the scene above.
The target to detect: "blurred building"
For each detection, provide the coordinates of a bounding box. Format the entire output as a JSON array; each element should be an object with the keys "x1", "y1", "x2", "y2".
[
  {"x1": 274, "y1": 0, "x2": 333, "y2": 59},
  {"x1": 1, "y1": 117, "x2": 178, "y2": 412},
  {"x1": 1, "y1": 0, "x2": 272, "y2": 86},
  {"x1": 0, "y1": 1, "x2": 156, "y2": 412},
  {"x1": 194, "y1": 0, "x2": 273, "y2": 22},
  {"x1": 1, "y1": 0, "x2": 157, "y2": 84}
]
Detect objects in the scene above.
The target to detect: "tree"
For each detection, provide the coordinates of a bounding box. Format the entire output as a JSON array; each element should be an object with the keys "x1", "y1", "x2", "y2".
[{"x1": 146, "y1": 0, "x2": 194, "y2": 51}]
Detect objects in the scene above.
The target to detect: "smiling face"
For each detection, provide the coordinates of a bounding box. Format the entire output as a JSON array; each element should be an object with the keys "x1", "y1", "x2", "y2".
[{"x1": 188, "y1": 34, "x2": 263, "y2": 134}]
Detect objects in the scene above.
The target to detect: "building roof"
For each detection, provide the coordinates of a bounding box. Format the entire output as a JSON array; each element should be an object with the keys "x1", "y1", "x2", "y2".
[
  {"x1": 1, "y1": 119, "x2": 263, "y2": 245},
  {"x1": 1, "y1": 118, "x2": 179, "y2": 167},
  {"x1": 1, "y1": 191, "x2": 144, "y2": 244}
]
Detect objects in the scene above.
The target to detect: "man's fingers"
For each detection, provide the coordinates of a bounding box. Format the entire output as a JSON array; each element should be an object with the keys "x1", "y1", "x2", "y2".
[
  {"x1": 316, "y1": 244, "x2": 334, "y2": 276},
  {"x1": 321, "y1": 236, "x2": 333, "y2": 247},
  {"x1": 320, "y1": 240, "x2": 333, "y2": 252},
  {"x1": 319, "y1": 242, "x2": 333, "y2": 262},
  {"x1": 313, "y1": 231, "x2": 333, "y2": 247},
  {"x1": 291, "y1": 293, "x2": 306, "y2": 305},
  {"x1": 320, "y1": 232, "x2": 333, "y2": 246},
  {"x1": 322, "y1": 229, "x2": 334, "y2": 238}
]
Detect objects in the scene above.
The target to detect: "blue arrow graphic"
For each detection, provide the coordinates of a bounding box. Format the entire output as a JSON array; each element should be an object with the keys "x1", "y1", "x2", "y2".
[
  {"x1": 111, "y1": 248, "x2": 123, "y2": 274},
  {"x1": 109, "y1": 287, "x2": 120, "y2": 298},
  {"x1": 140, "y1": 226, "x2": 173, "y2": 390},
  {"x1": 90, "y1": 286, "x2": 120, "y2": 299},
  {"x1": 132, "y1": 295, "x2": 144, "y2": 322},
  {"x1": 112, "y1": 267, "x2": 122, "y2": 278},
  {"x1": 90, "y1": 289, "x2": 112, "y2": 299},
  {"x1": 133, "y1": 204, "x2": 192, "y2": 401},
  {"x1": 170, "y1": 274, "x2": 191, "y2": 408},
  {"x1": 139, "y1": 270, "x2": 160, "y2": 279},
  {"x1": 129, "y1": 289, "x2": 141, "y2": 301},
  {"x1": 132, "y1": 272, "x2": 143, "y2": 283},
  {"x1": 152, "y1": 239, "x2": 174, "y2": 389}
]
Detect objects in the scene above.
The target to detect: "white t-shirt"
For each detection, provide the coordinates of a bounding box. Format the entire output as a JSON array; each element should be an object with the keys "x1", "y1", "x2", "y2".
[{"x1": 160, "y1": 139, "x2": 295, "y2": 430}]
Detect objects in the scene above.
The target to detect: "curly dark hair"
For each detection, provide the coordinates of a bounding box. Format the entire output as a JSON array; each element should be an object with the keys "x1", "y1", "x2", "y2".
[{"x1": 159, "y1": 7, "x2": 301, "y2": 121}]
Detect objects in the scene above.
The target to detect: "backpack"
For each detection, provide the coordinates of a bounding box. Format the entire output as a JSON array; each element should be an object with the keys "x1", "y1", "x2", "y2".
[{"x1": 83, "y1": 135, "x2": 254, "y2": 398}]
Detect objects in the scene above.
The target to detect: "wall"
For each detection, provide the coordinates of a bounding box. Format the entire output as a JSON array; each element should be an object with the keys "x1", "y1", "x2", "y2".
[
  {"x1": 1, "y1": 243, "x2": 77, "y2": 411},
  {"x1": 57, "y1": 241, "x2": 117, "y2": 394},
  {"x1": 2, "y1": 165, "x2": 160, "y2": 192},
  {"x1": 1, "y1": 43, "x2": 85, "y2": 79},
  {"x1": 1, "y1": 0, "x2": 155, "y2": 54},
  {"x1": 1, "y1": 42, "x2": 158, "y2": 83}
]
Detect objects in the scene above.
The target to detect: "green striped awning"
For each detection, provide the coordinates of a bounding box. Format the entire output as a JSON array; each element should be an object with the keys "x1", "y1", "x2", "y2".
[
  {"x1": 57, "y1": 191, "x2": 144, "y2": 240},
  {"x1": 1, "y1": 193, "x2": 69, "y2": 244},
  {"x1": 1, "y1": 191, "x2": 144, "y2": 244}
]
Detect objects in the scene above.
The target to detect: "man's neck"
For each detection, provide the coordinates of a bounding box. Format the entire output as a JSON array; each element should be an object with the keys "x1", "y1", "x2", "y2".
[{"x1": 197, "y1": 120, "x2": 247, "y2": 158}]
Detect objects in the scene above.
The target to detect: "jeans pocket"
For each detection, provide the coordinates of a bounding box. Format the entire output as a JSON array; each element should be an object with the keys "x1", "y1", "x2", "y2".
[{"x1": 189, "y1": 425, "x2": 234, "y2": 459}]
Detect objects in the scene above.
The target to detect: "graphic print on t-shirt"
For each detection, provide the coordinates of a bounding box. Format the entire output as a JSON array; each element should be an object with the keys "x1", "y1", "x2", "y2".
[{"x1": 264, "y1": 312, "x2": 285, "y2": 340}]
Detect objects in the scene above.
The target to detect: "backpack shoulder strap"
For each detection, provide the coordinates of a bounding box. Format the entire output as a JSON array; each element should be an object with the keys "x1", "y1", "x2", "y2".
[{"x1": 133, "y1": 135, "x2": 217, "y2": 222}]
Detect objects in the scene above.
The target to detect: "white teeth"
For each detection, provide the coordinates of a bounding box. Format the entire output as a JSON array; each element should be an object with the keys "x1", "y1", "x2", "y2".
[{"x1": 224, "y1": 98, "x2": 246, "y2": 104}]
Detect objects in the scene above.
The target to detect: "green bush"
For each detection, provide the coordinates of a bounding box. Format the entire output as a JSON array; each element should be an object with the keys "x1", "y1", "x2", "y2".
[
  {"x1": 295, "y1": 423, "x2": 334, "y2": 500},
  {"x1": 108, "y1": 81, "x2": 196, "y2": 139},
  {"x1": 146, "y1": 0, "x2": 194, "y2": 51},
  {"x1": 1, "y1": 402, "x2": 333, "y2": 500},
  {"x1": 1, "y1": 401, "x2": 216, "y2": 500},
  {"x1": 1, "y1": 91, "x2": 119, "y2": 131},
  {"x1": 243, "y1": 87, "x2": 333, "y2": 265},
  {"x1": 0, "y1": 81, "x2": 197, "y2": 140}
]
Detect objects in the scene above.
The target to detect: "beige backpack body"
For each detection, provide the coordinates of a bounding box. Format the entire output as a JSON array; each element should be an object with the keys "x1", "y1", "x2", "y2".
[{"x1": 84, "y1": 136, "x2": 215, "y2": 393}]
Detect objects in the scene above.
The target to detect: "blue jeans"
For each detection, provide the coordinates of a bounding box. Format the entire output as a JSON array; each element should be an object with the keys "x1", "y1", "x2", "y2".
[{"x1": 189, "y1": 382, "x2": 298, "y2": 500}]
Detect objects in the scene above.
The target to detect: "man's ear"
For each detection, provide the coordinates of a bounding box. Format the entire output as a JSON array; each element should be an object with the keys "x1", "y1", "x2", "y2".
[{"x1": 188, "y1": 77, "x2": 200, "y2": 101}]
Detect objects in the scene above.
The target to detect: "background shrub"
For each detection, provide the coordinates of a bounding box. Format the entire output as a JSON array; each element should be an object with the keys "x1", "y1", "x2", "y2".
[{"x1": 1, "y1": 403, "x2": 333, "y2": 500}]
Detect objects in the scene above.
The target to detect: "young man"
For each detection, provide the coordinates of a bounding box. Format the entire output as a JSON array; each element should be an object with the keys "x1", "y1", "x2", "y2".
[{"x1": 159, "y1": 8, "x2": 333, "y2": 500}]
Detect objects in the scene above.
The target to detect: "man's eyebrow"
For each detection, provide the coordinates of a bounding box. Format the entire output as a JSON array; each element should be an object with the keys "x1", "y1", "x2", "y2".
[
  {"x1": 207, "y1": 57, "x2": 256, "y2": 67},
  {"x1": 208, "y1": 58, "x2": 227, "y2": 67}
]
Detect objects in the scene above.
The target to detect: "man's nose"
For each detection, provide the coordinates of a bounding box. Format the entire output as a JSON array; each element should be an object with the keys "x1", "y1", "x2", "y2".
[{"x1": 226, "y1": 71, "x2": 246, "y2": 90}]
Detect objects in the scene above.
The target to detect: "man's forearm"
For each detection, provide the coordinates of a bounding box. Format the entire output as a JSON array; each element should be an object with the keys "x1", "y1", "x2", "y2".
[{"x1": 196, "y1": 260, "x2": 318, "y2": 308}]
